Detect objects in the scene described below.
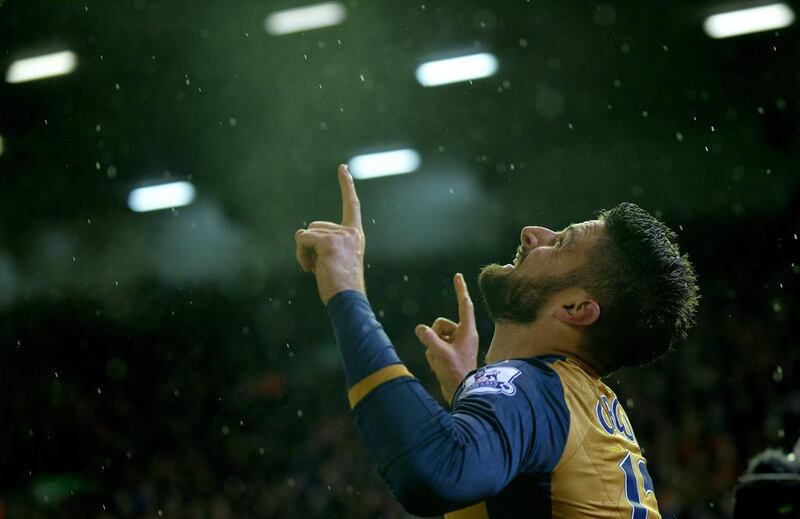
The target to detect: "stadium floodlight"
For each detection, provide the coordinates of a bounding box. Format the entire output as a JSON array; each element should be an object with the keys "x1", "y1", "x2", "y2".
[
  {"x1": 703, "y1": 3, "x2": 795, "y2": 39},
  {"x1": 5, "y1": 50, "x2": 78, "y2": 84},
  {"x1": 128, "y1": 181, "x2": 196, "y2": 213},
  {"x1": 264, "y1": 2, "x2": 347, "y2": 35},
  {"x1": 415, "y1": 52, "x2": 499, "y2": 87},
  {"x1": 348, "y1": 149, "x2": 421, "y2": 180}
]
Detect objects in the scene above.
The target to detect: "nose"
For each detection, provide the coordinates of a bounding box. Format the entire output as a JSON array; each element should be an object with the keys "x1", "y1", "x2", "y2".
[{"x1": 520, "y1": 226, "x2": 557, "y2": 249}]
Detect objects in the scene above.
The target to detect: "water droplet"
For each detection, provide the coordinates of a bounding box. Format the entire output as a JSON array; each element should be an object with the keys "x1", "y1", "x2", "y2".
[{"x1": 676, "y1": 132, "x2": 684, "y2": 142}]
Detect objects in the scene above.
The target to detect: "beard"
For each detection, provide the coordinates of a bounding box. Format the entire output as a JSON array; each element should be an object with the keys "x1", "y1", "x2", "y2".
[{"x1": 477, "y1": 263, "x2": 578, "y2": 324}]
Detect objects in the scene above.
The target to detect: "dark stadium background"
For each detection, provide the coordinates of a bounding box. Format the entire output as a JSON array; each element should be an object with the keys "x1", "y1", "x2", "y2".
[{"x1": 1, "y1": 1, "x2": 798, "y2": 517}]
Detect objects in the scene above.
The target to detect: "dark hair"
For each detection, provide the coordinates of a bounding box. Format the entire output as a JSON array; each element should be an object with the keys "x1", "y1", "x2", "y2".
[{"x1": 581, "y1": 202, "x2": 699, "y2": 373}]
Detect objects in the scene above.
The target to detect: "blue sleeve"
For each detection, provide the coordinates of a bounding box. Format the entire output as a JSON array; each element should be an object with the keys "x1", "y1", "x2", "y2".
[{"x1": 325, "y1": 290, "x2": 570, "y2": 516}]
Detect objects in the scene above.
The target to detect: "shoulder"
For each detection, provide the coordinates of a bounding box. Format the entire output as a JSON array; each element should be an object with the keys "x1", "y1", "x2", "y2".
[{"x1": 452, "y1": 356, "x2": 565, "y2": 405}]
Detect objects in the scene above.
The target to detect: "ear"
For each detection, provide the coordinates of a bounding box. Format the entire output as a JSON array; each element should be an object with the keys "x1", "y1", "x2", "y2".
[{"x1": 554, "y1": 298, "x2": 600, "y2": 327}]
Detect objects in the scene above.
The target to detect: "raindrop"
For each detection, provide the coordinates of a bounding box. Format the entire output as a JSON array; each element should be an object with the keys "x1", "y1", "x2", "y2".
[
  {"x1": 95, "y1": 161, "x2": 101, "y2": 170},
  {"x1": 114, "y1": 83, "x2": 120, "y2": 90},
  {"x1": 297, "y1": 409, "x2": 303, "y2": 417},
  {"x1": 359, "y1": 74, "x2": 365, "y2": 82},
  {"x1": 675, "y1": 132, "x2": 684, "y2": 142},
  {"x1": 519, "y1": 38, "x2": 528, "y2": 48},
  {"x1": 773, "y1": 366, "x2": 783, "y2": 382}
]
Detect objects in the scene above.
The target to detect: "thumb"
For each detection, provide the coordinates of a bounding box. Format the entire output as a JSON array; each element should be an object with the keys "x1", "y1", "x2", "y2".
[{"x1": 415, "y1": 325, "x2": 445, "y2": 351}]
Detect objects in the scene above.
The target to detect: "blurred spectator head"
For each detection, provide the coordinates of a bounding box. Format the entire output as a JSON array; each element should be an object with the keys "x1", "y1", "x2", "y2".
[{"x1": 732, "y1": 438, "x2": 800, "y2": 519}]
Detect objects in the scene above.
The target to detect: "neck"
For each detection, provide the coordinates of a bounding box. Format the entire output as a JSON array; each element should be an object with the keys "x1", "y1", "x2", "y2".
[{"x1": 485, "y1": 320, "x2": 602, "y2": 378}]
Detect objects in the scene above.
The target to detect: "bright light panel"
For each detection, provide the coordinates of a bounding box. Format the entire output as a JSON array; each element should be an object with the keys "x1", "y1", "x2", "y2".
[
  {"x1": 6, "y1": 50, "x2": 78, "y2": 83},
  {"x1": 348, "y1": 149, "x2": 421, "y2": 180},
  {"x1": 703, "y1": 3, "x2": 795, "y2": 38},
  {"x1": 264, "y1": 2, "x2": 346, "y2": 35},
  {"x1": 128, "y1": 181, "x2": 196, "y2": 213},
  {"x1": 415, "y1": 53, "x2": 499, "y2": 87}
]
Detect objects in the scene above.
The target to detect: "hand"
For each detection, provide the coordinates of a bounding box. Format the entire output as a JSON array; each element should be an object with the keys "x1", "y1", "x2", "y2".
[
  {"x1": 415, "y1": 273, "x2": 479, "y2": 404},
  {"x1": 295, "y1": 164, "x2": 366, "y2": 305}
]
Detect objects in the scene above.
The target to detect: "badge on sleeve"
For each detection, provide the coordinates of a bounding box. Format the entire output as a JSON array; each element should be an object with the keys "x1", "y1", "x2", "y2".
[{"x1": 459, "y1": 365, "x2": 522, "y2": 398}]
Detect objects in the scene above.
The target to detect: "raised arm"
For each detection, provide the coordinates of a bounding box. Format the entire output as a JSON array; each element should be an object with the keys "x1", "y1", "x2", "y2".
[{"x1": 294, "y1": 165, "x2": 568, "y2": 515}]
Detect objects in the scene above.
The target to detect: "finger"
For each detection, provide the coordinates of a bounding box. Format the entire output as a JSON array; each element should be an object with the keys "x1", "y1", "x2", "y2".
[
  {"x1": 295, "y1": 229, "x2": 316, "y2": 272},
  {"x1": 454, "y1": 273, "x2": 476, "y2": 330},
  {"x1": 295, "y1": 229, "x2": 335, "y2": 268},
  {"x1": 338, "y1": 164, "x2": 362, "y2": 230},
  {"x1": 415, "y1": 324, "x2": 445, "y2": 352},
  {"x1": 432, "y1": 317, "x2": 457, "y2": 337},
  {"x1": 307, "y1": 221, "x2": 341, "y2": 231}
]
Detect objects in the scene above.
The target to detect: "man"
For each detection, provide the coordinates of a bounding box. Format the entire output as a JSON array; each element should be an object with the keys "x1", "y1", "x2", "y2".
[{"x1": 295, "y1": 164, "x2": 699, "y2": 518}]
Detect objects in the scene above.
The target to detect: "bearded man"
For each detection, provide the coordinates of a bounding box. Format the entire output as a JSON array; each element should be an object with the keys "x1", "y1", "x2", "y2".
[{"x1": 295, "y1": 165, "x2": 699, "y2": 518}]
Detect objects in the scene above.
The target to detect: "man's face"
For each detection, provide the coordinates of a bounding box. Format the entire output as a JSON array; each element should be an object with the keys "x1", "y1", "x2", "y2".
[{"x1": 477, "y1": 219, "x2": 605, "y2": 324}]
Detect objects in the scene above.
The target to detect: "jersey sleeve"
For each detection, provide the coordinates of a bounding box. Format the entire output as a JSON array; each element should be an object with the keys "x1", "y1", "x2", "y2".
[
  {"x1": 325, "y1": 290, "x2": 570, "y2": 516},
  {"x1": 451, "y1": 359, "x2": 571, "y2": 474}
]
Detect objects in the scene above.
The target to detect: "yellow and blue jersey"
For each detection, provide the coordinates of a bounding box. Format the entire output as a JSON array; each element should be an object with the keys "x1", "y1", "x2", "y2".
[
  {"x1": 446, "y1": 357, "x2": 659, "y2": 518},
  {"x1": 327, "y1": 290, "x2": 660, "y2": 518}
]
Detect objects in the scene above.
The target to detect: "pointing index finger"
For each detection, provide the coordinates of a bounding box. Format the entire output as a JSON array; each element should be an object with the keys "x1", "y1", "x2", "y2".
[
  {"x1": 338, "y1": 164, "x2": 362, "y2": 229},
  {"x1": 454, "y1": 273, "x2": 476, "y2": 329}
]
